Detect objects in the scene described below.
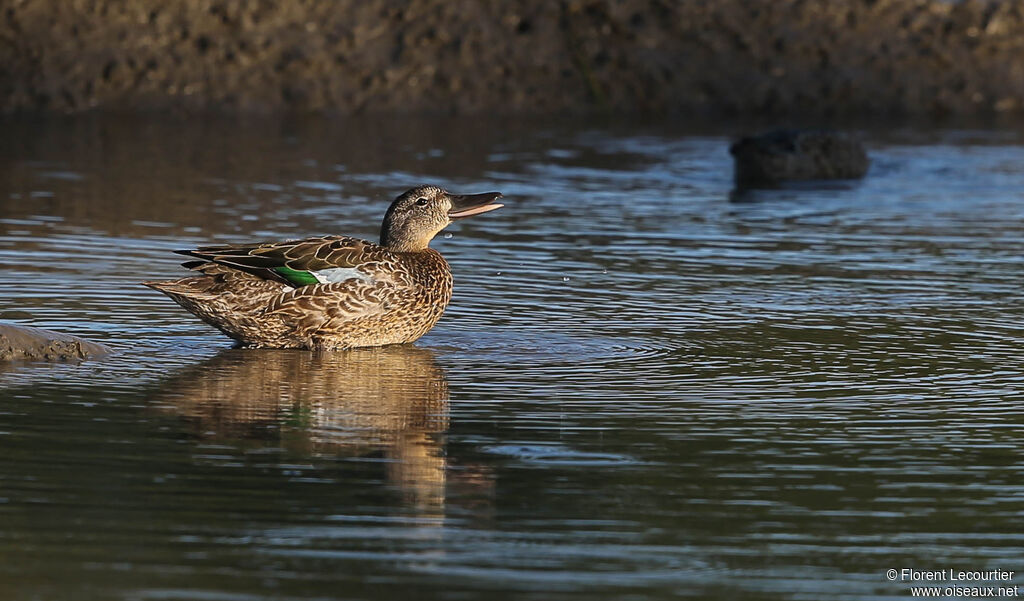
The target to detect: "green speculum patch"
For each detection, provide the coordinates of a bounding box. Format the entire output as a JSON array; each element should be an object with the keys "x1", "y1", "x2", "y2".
[{"x1": 274, "y1": 266, "x2": 319, "y2": 287}]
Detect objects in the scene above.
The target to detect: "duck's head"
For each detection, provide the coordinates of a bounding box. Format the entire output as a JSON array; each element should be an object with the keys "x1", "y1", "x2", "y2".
[{"x1": 380, "y1": 185, "x2": 504, "y2": 251}]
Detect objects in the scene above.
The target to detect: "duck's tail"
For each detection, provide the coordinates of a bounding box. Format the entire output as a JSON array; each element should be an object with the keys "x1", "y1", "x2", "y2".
[{"x1": 142, "y1": 268, "x2": 291, "y2": 345}]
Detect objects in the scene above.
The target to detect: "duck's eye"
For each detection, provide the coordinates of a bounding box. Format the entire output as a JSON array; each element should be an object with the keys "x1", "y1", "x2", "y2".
[{"x1": 415, "y1": 197, "x2": 429, "y2": 206}]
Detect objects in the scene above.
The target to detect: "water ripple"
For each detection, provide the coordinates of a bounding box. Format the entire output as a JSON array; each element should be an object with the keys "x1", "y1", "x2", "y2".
[{"x1": 2, "y1": 117, "x2": 1024, "y2": 601}]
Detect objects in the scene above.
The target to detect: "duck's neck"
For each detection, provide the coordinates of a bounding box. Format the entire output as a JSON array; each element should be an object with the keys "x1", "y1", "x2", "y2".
[{"x1": 380, "y1": 230, "x2": 434, "y2": 253}]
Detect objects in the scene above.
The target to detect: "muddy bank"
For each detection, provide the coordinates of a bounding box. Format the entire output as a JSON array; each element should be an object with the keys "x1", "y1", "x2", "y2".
[
  {"x1": 2, "y1": 0, "x2": 1024, "y2": 117},
  {"x1": 0, "y1": 323, "x2": 111, "y2": 362}
]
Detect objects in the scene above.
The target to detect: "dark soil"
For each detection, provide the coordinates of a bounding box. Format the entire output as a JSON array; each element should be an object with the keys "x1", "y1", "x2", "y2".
[{"x1": 2, "y1": 0, "x2": 1024, "y2": 117}]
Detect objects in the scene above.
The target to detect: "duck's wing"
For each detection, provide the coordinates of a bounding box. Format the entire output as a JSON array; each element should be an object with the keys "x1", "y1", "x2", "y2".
[
  {"x1": 263, "y1": 278, "x2": 402, "y2": 336},
  {"x1": 175, "y1": 235, "x2": 391, "y2": 288}
]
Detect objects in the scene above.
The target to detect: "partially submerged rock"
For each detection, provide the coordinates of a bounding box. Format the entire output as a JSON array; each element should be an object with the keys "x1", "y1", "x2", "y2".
[
  {"x1": 730, "y1": 129, "x2": 869, "y2": 186},
  {"x1": 0, "y1": 323, "x2": 111, "y2": 362}
]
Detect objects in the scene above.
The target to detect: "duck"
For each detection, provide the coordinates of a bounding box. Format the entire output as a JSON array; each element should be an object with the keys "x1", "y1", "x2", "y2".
[{"x1": 144, "y1": 185, "x2": 503, "y2": 350}]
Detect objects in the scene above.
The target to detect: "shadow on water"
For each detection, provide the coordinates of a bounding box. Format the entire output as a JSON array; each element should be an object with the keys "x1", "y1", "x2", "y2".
[
  {"x1": 153, "y1": 346, "x2": 454, "y2": 511},
  {"x1": 728, "y1": 179, "x2": 866, "y2": 204}
]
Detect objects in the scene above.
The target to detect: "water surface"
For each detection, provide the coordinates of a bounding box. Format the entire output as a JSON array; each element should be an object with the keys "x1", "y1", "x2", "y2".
[{"x1": 1, "y1": 116, "x2": 1023, "y2": 600}]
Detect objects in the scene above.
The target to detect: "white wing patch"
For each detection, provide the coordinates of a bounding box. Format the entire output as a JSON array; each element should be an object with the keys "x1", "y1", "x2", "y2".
[{"x1": 312, "y1": 267, "x2": 375, "y2": 284}]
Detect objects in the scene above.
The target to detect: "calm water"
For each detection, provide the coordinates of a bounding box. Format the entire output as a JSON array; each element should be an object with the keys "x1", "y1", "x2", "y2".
[{"x1": 1, "y1": 116, "x2": 1023, "y2": 600}]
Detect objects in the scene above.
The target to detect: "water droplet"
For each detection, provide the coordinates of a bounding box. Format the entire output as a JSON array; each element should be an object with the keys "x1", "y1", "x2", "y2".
[
  {"x1": 443, "y1": 233, "x2": 453, "y2": 239},
  {"x1": 562, "y1": 276, "x2": 570, "y2": 282}
]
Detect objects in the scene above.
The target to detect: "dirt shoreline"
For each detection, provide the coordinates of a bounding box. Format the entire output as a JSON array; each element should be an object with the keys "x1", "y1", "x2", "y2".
[{"x1": 3, "y1": 0, "x2": 1024, "y2": 117}]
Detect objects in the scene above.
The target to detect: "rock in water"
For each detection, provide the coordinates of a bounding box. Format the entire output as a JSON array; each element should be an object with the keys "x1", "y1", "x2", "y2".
[
  {"x1": 0, "y1": 323, "x2": 111, "y2": 362},
  {"x1": 730, "y1": 129, "x2": 869, "y2": 186}
]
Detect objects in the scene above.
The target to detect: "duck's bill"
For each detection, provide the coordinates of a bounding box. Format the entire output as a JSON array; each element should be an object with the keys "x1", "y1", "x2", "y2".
[{"x1": 448, "y1": 192, "x2": 504, "y2": 219}]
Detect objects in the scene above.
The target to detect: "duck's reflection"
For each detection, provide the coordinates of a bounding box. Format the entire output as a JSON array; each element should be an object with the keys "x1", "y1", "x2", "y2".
[{"x1": 157, "y1": 345, "x2": 450, "y2": 509}]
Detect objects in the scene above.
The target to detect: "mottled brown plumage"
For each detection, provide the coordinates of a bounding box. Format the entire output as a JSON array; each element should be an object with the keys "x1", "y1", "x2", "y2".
[{"x1": 143, "y1": 185, "x2": 503, "y2": 350}]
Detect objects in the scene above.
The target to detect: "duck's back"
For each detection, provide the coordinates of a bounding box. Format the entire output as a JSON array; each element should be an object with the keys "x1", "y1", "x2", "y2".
[{"x1": 144, "y1": 237, "x2": 454, "y2": 350}]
